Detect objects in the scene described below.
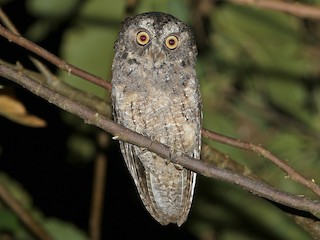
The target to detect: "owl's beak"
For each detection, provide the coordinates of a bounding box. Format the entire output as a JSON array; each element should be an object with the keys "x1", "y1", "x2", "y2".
[
  {"x1": 151, "y1": 51, "x2": 165, "y2": 62},
  {"x1": 149, "y1": 45, "x2": 165, "y2": 64}
]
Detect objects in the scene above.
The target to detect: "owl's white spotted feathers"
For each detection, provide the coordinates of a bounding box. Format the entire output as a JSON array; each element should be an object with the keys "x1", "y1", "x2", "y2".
[{"x1": 111, "y1": 12, "x2": 202, "y2": 226}]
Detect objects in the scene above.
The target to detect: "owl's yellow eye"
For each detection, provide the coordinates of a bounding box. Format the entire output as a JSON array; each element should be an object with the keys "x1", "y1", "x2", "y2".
[
  {"x1": 165, "y1": 35, "x2": 179, "y2": 50},
  {"x1": 137, "y1": 31, "x2": 150, "y2": 45}
]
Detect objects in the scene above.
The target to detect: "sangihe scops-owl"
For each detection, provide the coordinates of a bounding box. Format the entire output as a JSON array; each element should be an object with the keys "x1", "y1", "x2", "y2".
[{"x1": 111, "y1": 12, "x2": 202, "y2": 226}]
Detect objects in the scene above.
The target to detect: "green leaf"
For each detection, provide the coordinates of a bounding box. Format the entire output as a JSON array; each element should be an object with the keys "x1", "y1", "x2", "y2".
[
  {"x1": 59, "y1": 25, "x2": 116, "y2": 98},
  {"x1": 0, "y1": 207, "x2": 19, "y2": 232},
  {"x1": 58, "y1": 0, "x2": 124, "y2": 98},
  {"x1": 26, "y1": 0, "x2": 79, "y2": 17},
  {"x1": 213, "y1": 5, "x2": 315, "y2": 75},
  {"x1": 80, "y1": 0, "x2": 124, "y2": 21},
  {"x1": 44, "y1": 218, "x2": 88, "y2": 240},
  {"x1": 67, "y1": 134, "x2": 96, "y2": 163},
  {"x1": 0, "y1": 173, "x2": 33, "y2": 209}
]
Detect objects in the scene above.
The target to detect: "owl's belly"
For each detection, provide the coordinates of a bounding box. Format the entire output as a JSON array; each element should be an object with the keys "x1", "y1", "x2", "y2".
[{"x1": 130, "y1": 93, "x2": 197, "y2": 153}]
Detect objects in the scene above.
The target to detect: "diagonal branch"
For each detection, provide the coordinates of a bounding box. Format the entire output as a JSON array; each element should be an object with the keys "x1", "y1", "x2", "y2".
[
  {"x1": 0, "y1": 24, "x2": 111, "y2": 91},
  {"x1": 227, "y1": 0, "x2": 320, "y2": 20},
  {"x1": 1, "y1": 63, "x2": 320, "y2": 216},
  {"x1": 0, "y1": 182, "x2": 53, "y2": 240},
  {"x1": 202, "y1": 129, "x2": 320, "y2": 197},
  {"x1": 0, "y1": 23, "x2": 319, "y2": 199}
]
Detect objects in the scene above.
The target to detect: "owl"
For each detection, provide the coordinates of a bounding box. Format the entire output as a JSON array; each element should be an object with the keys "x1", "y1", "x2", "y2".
[{"x1": 111, "y1": 12, "x2": 202, "y2": 226}]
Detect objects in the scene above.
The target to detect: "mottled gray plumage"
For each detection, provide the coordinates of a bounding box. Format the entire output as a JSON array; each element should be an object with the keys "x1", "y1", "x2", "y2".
[{"x1": 111, "y1": 12, "x2": 202, "y2": 226}]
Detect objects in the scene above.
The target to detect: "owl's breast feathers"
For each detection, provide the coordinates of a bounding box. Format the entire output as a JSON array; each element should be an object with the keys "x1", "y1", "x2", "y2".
[{"x1": 112, "y1": 63, "x2": 200, "y2": 150}]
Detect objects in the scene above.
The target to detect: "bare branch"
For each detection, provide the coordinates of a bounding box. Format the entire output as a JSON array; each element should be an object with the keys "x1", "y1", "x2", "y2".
[
  {"x1": 0, "y1": 182, "x2": 53, "y2": 240},
  {"x1": 1, "y1": 22, "x2": 318, "y2": 198},
  {"x1": 202, "y1": 144, "x2": 320, "y2": 237},
  {"x1": 227, "y1": 0, "x2": 320, "y2": 20},
  {"x1": 0, "y1": 59, "x2": 111, "y2": 117},
  {"x1": 89, "y1": 153, "x2": 107, "y2": 240},
  {"x1": 202, "y1": 129, "x2": 320, "y2": 197},
  {"x1": 1, "y1": 63, "x2": 320, "y2": 216},
  {"x1": 0, "y1": 24, "x2": 111, "y2": 91},
  {"x1": 89, "y1": 132, "x2": 108, "y2": 240},
  {"x1": 0, "y1": 8, "x2": 20, "y2": 34}
]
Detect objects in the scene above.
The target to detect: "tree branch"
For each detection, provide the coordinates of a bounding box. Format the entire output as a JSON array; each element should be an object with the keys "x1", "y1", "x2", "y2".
[
  {"x1": 0, "y1": 59, "x2": 112, "y2": 117},
  {"x1": 1, "y1": 63, "x2": 320, "y2": 216},
  {"x1": 0, "y1": 24, "x2": 111, "y2": 91},
  {"x1": 0, "y1": 23, "x2": 319, "y2": 199},
  {"x1": 89, "y1": 153, "x2": 106, "y2": 240},
  {"x1": 202, "y1": 129, "x2": 320, "y2": 197},
  {"x1": 227, "y1": 0, "x2": 320, "y2": 20},
  {"x1": 202, "y1": 144, "x2": 320, "y2": 236},
  {"x1": 89, "y1": 132, "x2": 108, "y2": 240},
  {"x1": 0, "y1": 182, "x2": 53, "y2": 240}
]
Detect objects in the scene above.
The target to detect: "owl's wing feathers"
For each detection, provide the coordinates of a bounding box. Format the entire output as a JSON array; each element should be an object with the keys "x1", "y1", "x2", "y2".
[
  {"x1": 118, "y1": 141, "x2": 168, "y2": 223},
  {"x1": 119, "y1": 142, "x2": 197, "y2": 226},
  {"x1": 113, "y1": 84, "x2": 201, "y2": 226},
  {"x1": 113, "y1": 96, "x2": 170, "y2": 224}
]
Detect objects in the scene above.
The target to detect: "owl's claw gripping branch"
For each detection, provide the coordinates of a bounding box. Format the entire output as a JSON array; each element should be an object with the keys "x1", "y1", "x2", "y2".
[{"x1": 112, "y1": 135, "x2": 119, "y2": 140}]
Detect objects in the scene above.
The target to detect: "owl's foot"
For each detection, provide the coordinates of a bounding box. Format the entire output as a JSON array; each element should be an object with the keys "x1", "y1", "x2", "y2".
[{"x1": 168, "y1": 148, "x2": 184, "y2": 170}]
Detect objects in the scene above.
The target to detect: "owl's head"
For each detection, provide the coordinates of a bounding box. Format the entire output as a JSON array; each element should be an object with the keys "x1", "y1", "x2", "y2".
[{"x1": 114, "y1": 12, "x2": 197, "y2": 66}]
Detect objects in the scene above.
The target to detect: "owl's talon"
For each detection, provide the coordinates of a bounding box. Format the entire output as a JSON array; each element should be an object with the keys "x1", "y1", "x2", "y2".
[
  {"x1": 112, "y1": 136, "x2": 119, "y2": 140},
  {"x1": 168, "y1": 149, "x2": 184, "y2": 170},
  {"x1": 174, "y1": 163, "x2": 184, "y2": 170}
]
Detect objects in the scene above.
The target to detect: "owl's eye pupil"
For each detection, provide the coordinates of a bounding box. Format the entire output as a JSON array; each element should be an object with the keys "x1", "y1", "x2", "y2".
[
  {"x1": 169, "y1": 39, "x2": 175, "y2": 45},
  {"x1": 165, "y1": 35, "x2": 179, "y2": 50},
  {"x1": 137, "y1": 31, "x2": 150, "y2": 45},
  {"x1": 140, "y1": 35, "x2": 146, "y2": 41}
]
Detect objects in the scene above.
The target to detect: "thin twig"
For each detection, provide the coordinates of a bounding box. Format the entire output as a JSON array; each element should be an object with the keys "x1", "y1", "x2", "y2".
[
  {"x1": 0, "y1": 16, "x2": 51, "y2": 239},
  {"x1": 0, "y1": 182, "x2": 53, "y2": 240},
  {"x1": 1, "y1": 63, "x2": 320, "y2": 215},
  {"x1": 0, "y1": 7, "x2": 60, "y2": 85},
  {"x1": 89, "y1": 132, "x2": 108, "y2": 240},
  {"x1": 0, "y1": 24, "x2": 111, "y2": 91},
  {"x1": 202, "y1": 129, "x2": 320, "y2": 197},
  {"x1": 0, "y1": 8, "x2": 20, "y2": 34},
  {"x1": 227, "y1": 0, "x2": 320, "y2": 20},
  {"x1": 202, "y1": 144, "x2": 320, "y2": 237},
  {"x1": 0, "y1": 59, "x2": 112, "y2": 117},
  {"x1": 89, "y1": 153, "x2": 107, "y2": 240}
]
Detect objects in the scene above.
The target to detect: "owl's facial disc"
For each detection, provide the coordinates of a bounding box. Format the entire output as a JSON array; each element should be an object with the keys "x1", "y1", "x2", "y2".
[
  {"x1": 137, "y1": 34, "x2": 180, "y2": 64},
  {"x1": 135, "y1": 30, "x2": 166, "y2": 63}
]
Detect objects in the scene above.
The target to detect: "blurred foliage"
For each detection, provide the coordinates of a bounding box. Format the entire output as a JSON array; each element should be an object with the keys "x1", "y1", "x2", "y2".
[
  {"x1": 1, "y1": 0, "x2": 320, "y2": 239},
  {"x1": 0, "y1": 91, "x2": 46, "y2": 127},
  {"x1": 0, "y1": 173, "x2": 87, "y2": 240}
]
